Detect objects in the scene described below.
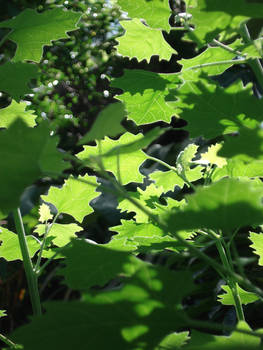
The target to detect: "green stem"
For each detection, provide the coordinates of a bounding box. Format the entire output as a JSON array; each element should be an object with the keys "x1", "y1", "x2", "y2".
[
  {"x1": 212, "y1": 39, "x2": 243, "y2": 56},
  {"x1": 13, "y1": 208, "x2": 42, "y2": 316},
  {"x1": 34, "y1": 213, "x2": 59, "y2": 274},
  {"x1": 184, "y1": 58, "x2": 247, "y2": 71},
  {"x1": 0, "y1": 332, "x2": 20, "y2": 349},
  {"x1": 146, "y1": 155, "x2": 196, "y2": 190},
  {"x1": 216, "y1": 239, "x2": 245, "y2": 321},
  {"x1": 240, "y1": 23, "x2": 263, "y2": 91},
  {"x1": 0, "y1": 32, "x2": 10, "y2": 49}
]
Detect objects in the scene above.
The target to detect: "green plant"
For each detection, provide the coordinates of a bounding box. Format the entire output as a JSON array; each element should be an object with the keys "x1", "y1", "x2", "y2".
[{"x1": 1, "y1": 0, "x2": 263, "y2": 349}]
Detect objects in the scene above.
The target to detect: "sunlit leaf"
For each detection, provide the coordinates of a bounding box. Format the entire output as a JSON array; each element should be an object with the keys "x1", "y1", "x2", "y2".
[
  {"x1": 111, "y1": 69, "x2": 180, "y2": 125},
  {"x1": 42, "y1": 175, "x2": 98, "y2": 223},
  {"x1": 117, "y1": 19, "x2": 175, "y2": 62},
  {"x1": 0, "y1": 227, "x2": 39, "y2": 261},
  {"x1": 0, "y1": 8, "x2": 81, "y2": 62},
  {"x1": 0, "y1": 100, "x2": 36, "y2": 128},
  {"x1": 117, "y1": 0, "x2": 171, "y2": 31},
  {"x1": 218, "y1": 284, "x2": 259, "y2": 306}
]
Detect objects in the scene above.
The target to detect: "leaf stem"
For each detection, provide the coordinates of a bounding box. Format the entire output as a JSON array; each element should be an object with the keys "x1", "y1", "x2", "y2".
[
  {"x1": 239, "y1": 23, "x2": 263, "y2": 92},
  {"x1": 212, "y1": 39, "x2": 243, "y2": 56},
  {"x1": 215, "y1": 238, "x2": 245, "y2": 321},
  {"x1": 0, "y1": 332, "x2": 21, "y2": 349},
  {"x1": 184, "y1": 58, "x2": 247, "y2": 71},
  {"x1": 146, "y1": 155, "x2": 196, "y2": 190},
  {"x1": 13, "y1": 208, "x2": 42, "y2": 316},
  {"x1": 34, "y1": 213, "x2": 59, "y2": 274}
]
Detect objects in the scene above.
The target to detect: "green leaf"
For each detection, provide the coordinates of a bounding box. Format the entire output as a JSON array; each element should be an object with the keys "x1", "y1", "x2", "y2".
[
  {"x1": 183, "y1": 321, "x2": 261, "y2": 350},
  {"x1": 219, "y1": 125, "x2": 263, "y2": 161},
  {"x1": 0, "y1": 62, "x2": 38, "y2": 101},
  {"x1": 150, "y1": 167, "x2": 203, "y2": 192},
  {"x1": 77, "y1": 132, "x2": 149, "y2": 184},
  {"x1": 0, "y1": 119, "x2": 69, "y2": 214},
  {"x1": 0, "y1": 310, "x2": 7, "y2": 318},
  {"x1": 59, "y1": 239, "x2": 137, "y2": 290},
  {"x1": 0, "y1": 100, "x2": 36, "y2": 128},
  {"x1": 42, "y1": 175, "x2": 98, "y2": 223},
  {"x1": 198, "y1": 144, "x2": 227, "y2": 168},
  {"x1": 164, "y1": 178, "x2": 263, "y2": 233},
  {"x1": 179, "y1": 47, "x2": 237, "y2": 75},
  {"x1": 118, "y1": 184, "x2": 165, "y2": 223},
  {"x1": 34, "y1": 223, "x2": 82, "y2": 247},
  {"x1": 117, "y1": 0, "x2": 171, "y2": 31},
  {"x1": 38, "y1": 203, "x2": 53, "y2": 223},
  {"x1": 155, "y1": 331, "x2": 189, "y2": 350},
  {"x1": 79, "y1": 102, "x2": 126, "y2": 144},
  {"x1": 109, "y1": 220, "x2": 188, "y2": 253},
  {"x1": 117, "y1": 19, "x2": 175, "y2": 62},
  {"x1": 218, "y1": 284, "x2": 259, "y2": 306},
  {"x1": 0, "y1": 227, "x2": 39, "y2": 261},
  {"x1": 249, "y1": 232, "x2": 263, "y2": 266},
  {"x1": 185, "y1": 0, "x2": 263, "y2": 48},
  {"x1": 111, "y1": 69, "x2": 180, "y2": 125},
  {"x1": 230, "y1": 38, "x2": 263, "y2": 59},
  {"x1": 212, "y1": 159, "x2": 263, "y2": 182},
  {"x1": 12, "y1": 260, "x2": 194, "y2": 350},
  {"x1": 176, "y1": 77, "x2": 262, "y2": 139},
  {"x1": 176, "y1": 144, "x2": 199, "y2": 174},
  {"x1": 0, "y1": 8, "x2": 81, "y2": 63}
]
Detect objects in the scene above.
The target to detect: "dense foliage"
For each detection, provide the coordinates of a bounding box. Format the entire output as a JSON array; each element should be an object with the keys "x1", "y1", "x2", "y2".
[{"x1": 1, "y1": 0, "x2": 263, "y2": 349}]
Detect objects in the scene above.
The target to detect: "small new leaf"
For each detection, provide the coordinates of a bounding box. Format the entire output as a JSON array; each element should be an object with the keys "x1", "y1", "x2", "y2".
[{"x1": 38, "y1": 203, "x2": 53, "y2": 223}]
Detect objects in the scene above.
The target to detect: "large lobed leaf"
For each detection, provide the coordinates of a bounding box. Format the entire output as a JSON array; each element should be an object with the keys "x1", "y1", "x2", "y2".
[
  {"x1": 0, "y1": 227, "x2": 39, "y2": 261},
  {"x1": 116, "y1": 19, "x2": 175, "y2": 62},
  {"x1": 117, "y1": 0, "x2": 171, "y2": 31},
  {"x1": 185, "y1": 0, "x2": 263, "y2": 47},
  {"x1": 12, "y1": 247, "x2": 195, "y2": 350},
  {"x1": 77, "y1": 132, "x2": 152, "y2": 184},
  {"x1": 0, "y1": 8, "x2": 81, "y2": 63},
  {"x1": 0, "y1": 100, "x2": 36, "y2": 128},
  {"x1": 42, "y1": 175, "x2": 98, "y2": 223},
  {"x1": 164, "y1": 178, "x2": 263, "y2": 233},
  {"x1": 0, "y1": 62, "x2": 38, "y2": 101},
  {"x1": 111, "y1": 69, "x2": 180, "y2": 125},
  {"x1": 0, "y1": 119, "x2": 69, "y2": 215}
]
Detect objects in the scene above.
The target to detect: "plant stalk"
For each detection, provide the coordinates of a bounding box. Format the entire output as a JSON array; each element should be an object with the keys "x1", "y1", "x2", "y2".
[
  {"x1": 0, "y1": 332, "x2": 20, "y2": 349},
  {"x1": 13, "y1": 208, "x2": 42, "y2": 316},
  {"x1": 239, "y1": 23, "x2": 263, "y2": 92},
  {"x1": 216, "y1": 239, "x2": 245, "y2": 321}
]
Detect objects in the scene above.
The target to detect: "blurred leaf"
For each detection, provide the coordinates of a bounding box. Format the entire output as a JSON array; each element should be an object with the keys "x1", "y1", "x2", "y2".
[
  {"x1": 0, "y1": 119, "x2": 69, "y2": 214},
  {"x1": 0, "y1": 62, "x2": 38, "y2": 101},
  {"x1": 12, "y1": 258, "x2": 194, "y2": 349},
  {"x1": 183, "y1": 321, "x2": 261, "y2": 350},
  {"x1": 164, "y1": 178, "x2": 263, "y2": 233},
  {"x1": 79, "y1": 102, "x2": 126, "y2": 144}
]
